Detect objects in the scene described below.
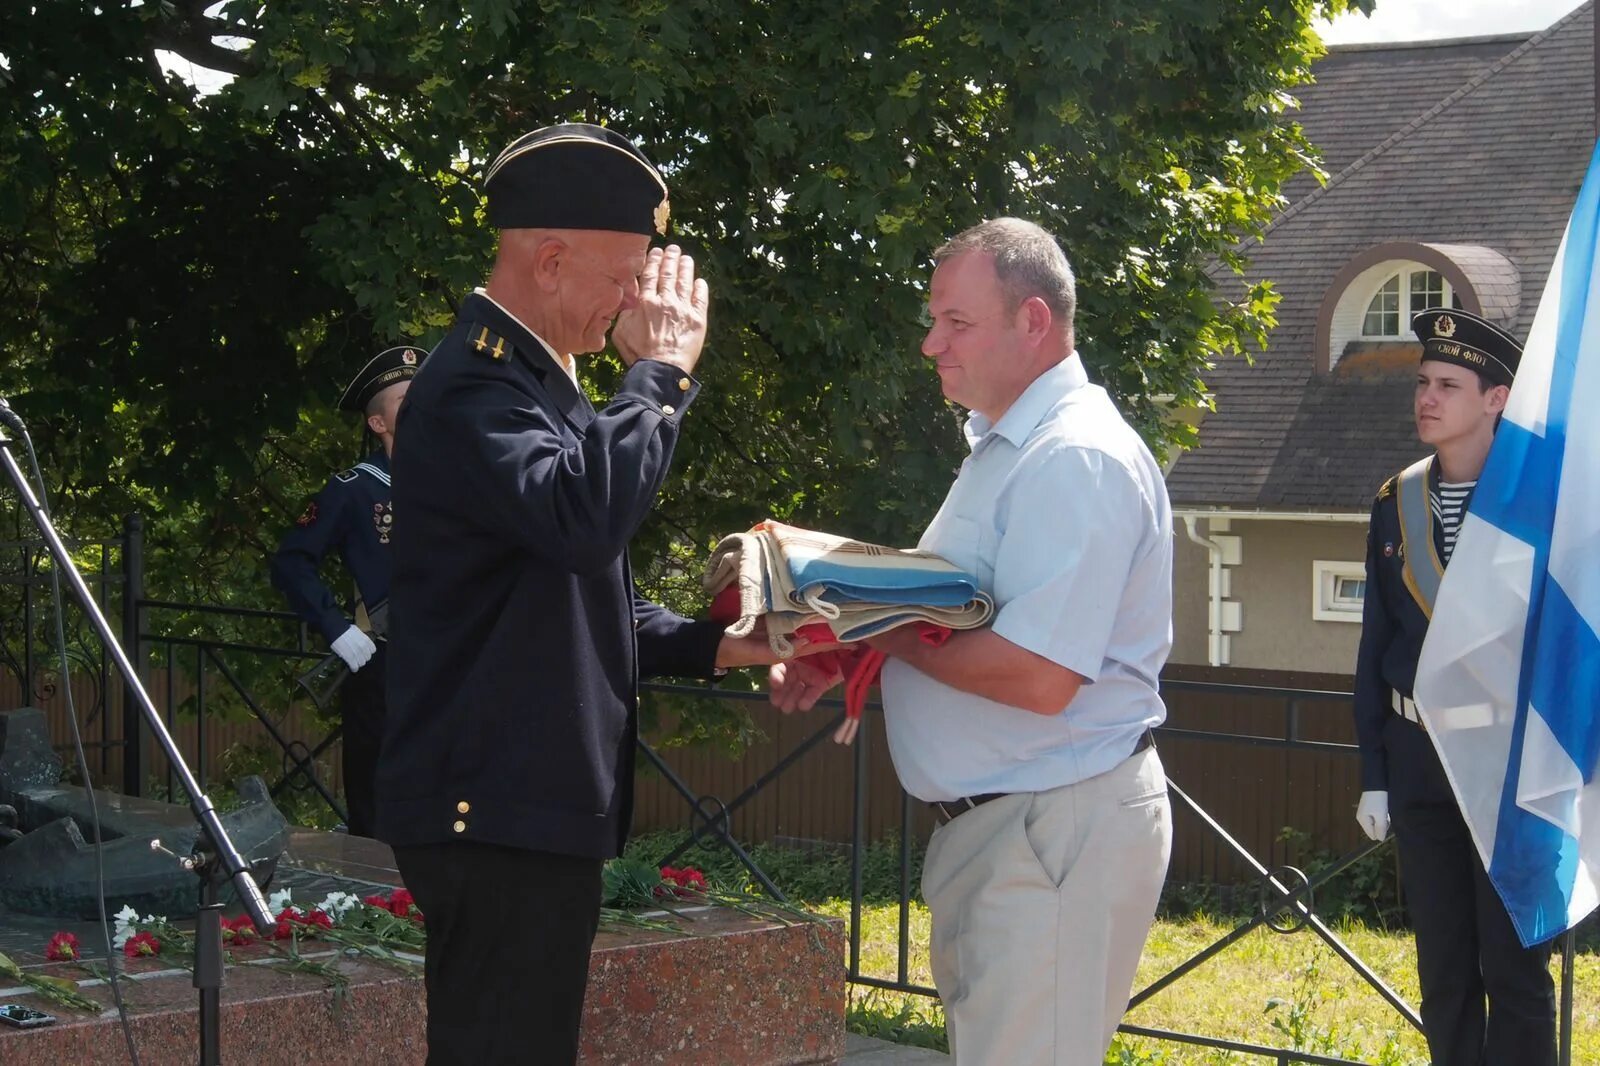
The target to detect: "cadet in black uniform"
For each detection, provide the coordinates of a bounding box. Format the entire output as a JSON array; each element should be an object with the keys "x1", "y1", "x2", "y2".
[
  {"x1": 270, "y1": 345, "x2": 423, "y2": 837},
  {"x1": 1353, "y1": 308, "x2": 1555, "y2": 1066},
  {"x1": 375, "y1": 124, "x2": 785, "y2": 1064}
]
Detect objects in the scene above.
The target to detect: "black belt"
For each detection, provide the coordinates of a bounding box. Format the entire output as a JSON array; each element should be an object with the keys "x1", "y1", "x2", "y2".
[{"x1": 930, "y1": 729, "x2": 1155, "y2": 824}]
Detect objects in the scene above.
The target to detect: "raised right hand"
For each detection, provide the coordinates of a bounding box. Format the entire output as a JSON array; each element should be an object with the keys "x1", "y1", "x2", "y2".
[{"x1": 611, "y1": 245, "x2": 709, "y2": 374}]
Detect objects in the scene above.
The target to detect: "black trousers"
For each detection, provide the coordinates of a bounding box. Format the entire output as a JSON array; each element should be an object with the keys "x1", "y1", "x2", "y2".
[
  {"x1": 1385, "y1": 715, "x2": 1557, "y2": 1066},
  {"x1": 338, "y1": 643, "x2": 387, "y2": 838},
  {"x1": 392, "y1": 841, "x2": 604, "y2": 1065}
]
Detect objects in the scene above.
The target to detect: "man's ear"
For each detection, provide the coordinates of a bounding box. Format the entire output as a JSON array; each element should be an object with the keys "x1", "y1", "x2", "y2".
[
  {"x1": 1486, "y1": 383, "x2": 1511, "y2": 414},
  {"x1": 366, "y1": 411, "x2": 387, "y2": 436},
  {"x1": 522, "y1": 232, "x2": 566, "y2": 294},
  {"x1": 1017, "y1": 295, "x2": 1053, "y2": 345}
]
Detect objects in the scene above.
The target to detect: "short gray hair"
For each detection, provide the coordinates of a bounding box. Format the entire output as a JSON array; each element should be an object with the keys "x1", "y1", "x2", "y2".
[{"x1": 933, "y1": 218, "x2": 1076, "y2": 327}]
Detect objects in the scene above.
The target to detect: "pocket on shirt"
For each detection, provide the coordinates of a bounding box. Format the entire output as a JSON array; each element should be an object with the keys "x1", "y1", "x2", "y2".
[{"x1": 934, "y1": 514, "x2": 994, "y2": 591}]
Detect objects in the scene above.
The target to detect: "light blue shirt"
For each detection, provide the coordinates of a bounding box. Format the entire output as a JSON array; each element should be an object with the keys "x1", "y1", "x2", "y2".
[{"x1": 882, "y1": 355, "x2": 1173, "y2": 802}]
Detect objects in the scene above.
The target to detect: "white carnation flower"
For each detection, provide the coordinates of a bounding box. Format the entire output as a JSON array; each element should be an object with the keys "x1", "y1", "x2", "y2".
[
  {"x1": 112, "y1": 904, "x2": 139, "y2": 947},
  {"x1": 318, "y1": 891, "x2": 360, "y2": 919}
]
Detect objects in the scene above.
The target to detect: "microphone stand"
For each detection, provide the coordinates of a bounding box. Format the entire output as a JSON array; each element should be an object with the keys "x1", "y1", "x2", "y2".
[{"x1": 0, "y1": 423, "x2": 273, "y2": 1065}]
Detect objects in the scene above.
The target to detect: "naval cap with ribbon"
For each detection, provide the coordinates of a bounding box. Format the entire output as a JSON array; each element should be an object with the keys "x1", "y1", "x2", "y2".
[
  {"x1": 1412, "y1": 307, "x2": 1522, "y2": 388},
  {"x1": 338, "y1": 345, "x2": 426, "y2": 413},
  {"x1": 484, "y1": 123, "x2": 669, "y2": 237}
]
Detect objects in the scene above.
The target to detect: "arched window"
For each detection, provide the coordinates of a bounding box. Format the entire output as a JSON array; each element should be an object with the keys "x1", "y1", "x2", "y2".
[
  {"x1": 1318, "y1": 243, "x2": 1519, "y2": 374},
  {"x1": 1359, "y1": 268, "x2": 1461, "y2": 338}
]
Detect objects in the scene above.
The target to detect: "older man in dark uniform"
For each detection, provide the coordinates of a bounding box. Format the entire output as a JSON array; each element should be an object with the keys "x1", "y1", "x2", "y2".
[
  {"x1": 1353, "y1": 308, "x2": 1555, "y2": 1066},
  {"x1": 271, "y1": 345, "x2": 422, "y2": 837},
  {"x1": 375, "y1": 124, "x2": 783, "y2": 1064}
]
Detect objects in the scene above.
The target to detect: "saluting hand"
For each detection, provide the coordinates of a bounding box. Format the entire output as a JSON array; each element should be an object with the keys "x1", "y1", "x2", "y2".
[{"x1": 611, "y1": 244, "x2": 710, "y2": 374}]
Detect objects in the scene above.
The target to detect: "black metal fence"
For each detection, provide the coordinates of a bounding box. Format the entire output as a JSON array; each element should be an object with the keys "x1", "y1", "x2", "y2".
[
  {"x1": 0, "y1": 514, "x2": 1586, "y2": 1065},
  {"x1": 0, "y1": 515, "x2": 137, "y2": 784}
]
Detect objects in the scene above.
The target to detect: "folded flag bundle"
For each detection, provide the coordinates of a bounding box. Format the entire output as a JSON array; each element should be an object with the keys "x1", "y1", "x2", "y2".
[{"x1": 704, "y1": 520, "x2": 993, "y2": 742}]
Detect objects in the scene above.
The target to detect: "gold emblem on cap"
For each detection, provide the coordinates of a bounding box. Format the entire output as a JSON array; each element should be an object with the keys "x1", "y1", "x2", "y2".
[
  {"x1": 403, "y1": 349, "x2": 419, "y2": 365},
  {"x1": 654, "y1": 197, "x2": 670, "y2": 236},
  {"x1": 1434, "y1": 314, "x2": 1456, "y2": 338}
]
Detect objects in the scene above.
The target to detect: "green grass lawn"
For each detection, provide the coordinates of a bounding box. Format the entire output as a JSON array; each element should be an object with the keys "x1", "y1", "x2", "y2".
[
  {"x1": 618, "y1": 830, "x2": 1598, "y2": 1063},
  {"x1": 818, "y1": 899, "x2": 1600, "y2": 1065}
]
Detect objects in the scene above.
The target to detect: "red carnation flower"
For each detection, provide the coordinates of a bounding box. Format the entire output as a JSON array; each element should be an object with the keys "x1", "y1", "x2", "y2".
[
  {"x1": 302, "y1": 909, "x2": 334, "y2": 932},
  {"x1": 656, "y1": 865, "x2": 707, "y2": 897},
  {"x1": 221, "y1": 915, "x2": 259, "y2": 945},
  {"x1": 123, "y1": 931, "x2": 161, "y2": 958},
  {"x1": 386, "y1": 889, "x2": 416, "y2": 917},
  {"x1": 271, "y1": 908, "x2": 301, "y2": 940},
  {"x1": 45, "y1": 931, "x2": 79, "y2": 961},
  {"x1": 363, "y1": 894, "x2": 390, "y2": 909}
]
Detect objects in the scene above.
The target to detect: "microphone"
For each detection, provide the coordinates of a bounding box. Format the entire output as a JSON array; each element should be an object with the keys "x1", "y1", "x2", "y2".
[{"x1": 0, "y1": 397, "x2": 24, "y2": 434}]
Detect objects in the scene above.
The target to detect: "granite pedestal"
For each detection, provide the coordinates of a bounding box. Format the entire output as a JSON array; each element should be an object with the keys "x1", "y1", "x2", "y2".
[{"x1": 0, "y1": 826, "x2": 846, "y2": 1065}]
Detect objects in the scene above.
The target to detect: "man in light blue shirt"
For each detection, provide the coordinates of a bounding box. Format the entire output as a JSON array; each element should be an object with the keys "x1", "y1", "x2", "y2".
[{"x1": 772, "y1": 218, "x2": 1174, "y2": 1065}]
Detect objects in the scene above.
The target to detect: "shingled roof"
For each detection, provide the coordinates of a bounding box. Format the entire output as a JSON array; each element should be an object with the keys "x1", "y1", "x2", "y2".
[
  {"x1": 1165, "y1": 4, "x2": 1596, "y2": 511},
  {"x1": 1287, "y1": 32, "x2": 1532, "y2": 200}
]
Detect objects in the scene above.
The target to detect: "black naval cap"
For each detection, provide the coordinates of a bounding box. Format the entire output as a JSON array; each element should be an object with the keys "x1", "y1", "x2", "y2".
[
  {"x1": 1412, "y1": 308, "x2": 1521, "y2": 388},
  {"x1": 484, "y1": 123, "x2": 670, "y2": 236},
  {"x1": 338, "y1": 345, "x2": 426, "y2": 413}
]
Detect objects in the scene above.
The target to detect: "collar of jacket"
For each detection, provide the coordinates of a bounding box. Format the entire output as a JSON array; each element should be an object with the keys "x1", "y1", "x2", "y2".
[{"x1": 462, "y1": 291, "x2": 596, "y2": 433}]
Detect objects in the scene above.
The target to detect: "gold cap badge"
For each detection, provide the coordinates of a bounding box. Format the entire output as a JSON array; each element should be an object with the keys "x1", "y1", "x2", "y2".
[
  {"x1": 1434, "y1": 315, "x2": 1456, "y2": 338},
  {"x1": 654, "y1": 197, "x2": 670, "y2": 236},
  {"x1": 402, "y1": 349, "x2": 419, "y2": 365}
]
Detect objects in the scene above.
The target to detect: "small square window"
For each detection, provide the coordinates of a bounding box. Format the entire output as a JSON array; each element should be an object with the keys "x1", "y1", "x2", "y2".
[{"x1": 1313, "y1": 561, "x2": 1366, "y2": 622}]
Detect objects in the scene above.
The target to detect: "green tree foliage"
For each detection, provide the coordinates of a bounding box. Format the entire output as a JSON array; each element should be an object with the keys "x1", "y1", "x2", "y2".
[{"x1": 0, "y1": 0, "x2": 1368, "y2": 699}]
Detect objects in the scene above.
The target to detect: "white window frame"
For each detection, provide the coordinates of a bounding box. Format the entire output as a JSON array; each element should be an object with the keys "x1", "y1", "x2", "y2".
[
  {"x1": 1312, "y1": 560, "x2": 1367, "y2": 623},
  {"x1": 1359, "y1": 268, "x2": 1456, "y2": 340}
]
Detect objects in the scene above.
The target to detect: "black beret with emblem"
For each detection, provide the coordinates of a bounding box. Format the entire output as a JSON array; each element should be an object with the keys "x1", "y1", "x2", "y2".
[
  {"x1": 338, "y1": 345, "x2": 427, "y2": 413},
  {"x1": 1412, "y1": 308, "x2": 1521, "y2": 388},
  {"x1": 484, "y1": 123, "x2": 670, "y2": 236}
]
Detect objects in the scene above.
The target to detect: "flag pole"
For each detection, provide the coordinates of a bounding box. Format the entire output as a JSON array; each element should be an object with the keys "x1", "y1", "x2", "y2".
[{"x1": 1560, "y1": 928, "x2": 1575, "y2": 1066}]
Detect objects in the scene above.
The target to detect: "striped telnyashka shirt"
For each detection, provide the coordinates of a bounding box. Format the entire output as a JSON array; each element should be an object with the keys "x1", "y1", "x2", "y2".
[{"x1": 1432, "y1": 480, "x2": 1476, "y2": 564}]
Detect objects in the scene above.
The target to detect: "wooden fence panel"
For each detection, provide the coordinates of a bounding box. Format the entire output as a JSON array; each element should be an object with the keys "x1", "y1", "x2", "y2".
[
  {"x1": 636, "y1": 685, "x2": 1367, "y2": 885},
  {"x1": 9, "y1": 669, "x2": 1369, "y2": 886}
]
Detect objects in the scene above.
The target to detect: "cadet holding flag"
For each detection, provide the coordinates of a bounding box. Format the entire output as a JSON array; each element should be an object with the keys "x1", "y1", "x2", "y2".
[
  {"x1": 1352, "y1": 308, "x2": 1555, "y2": 1066},
  {"x1": 270, "y1": 345, "x2": 423, "y2": 838}
]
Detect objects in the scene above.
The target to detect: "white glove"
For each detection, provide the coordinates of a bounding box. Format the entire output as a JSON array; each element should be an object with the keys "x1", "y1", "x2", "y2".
[
  {"x1": 1356, "y1": 791, "x2": 1390, "y2": 842},
  {"x1": 331, "y1": 625, "x2": 377, "y2": 672}
]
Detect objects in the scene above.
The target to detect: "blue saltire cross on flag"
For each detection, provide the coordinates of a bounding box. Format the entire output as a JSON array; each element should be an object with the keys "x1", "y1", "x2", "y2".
[{"x1": 1415, "y1": 137, "x2": 1600, "y2": 948}]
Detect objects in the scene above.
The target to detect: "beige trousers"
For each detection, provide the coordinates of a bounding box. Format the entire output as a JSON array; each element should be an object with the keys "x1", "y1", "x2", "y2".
[{"x1": 921, "y1": 748, "x2": 1171, "y2": 1066}]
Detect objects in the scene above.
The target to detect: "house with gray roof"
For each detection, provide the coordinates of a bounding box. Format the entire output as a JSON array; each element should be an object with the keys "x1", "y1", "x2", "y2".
[{"x1": 1164, "y1": 3, "x2": 1596, "y2": 678}]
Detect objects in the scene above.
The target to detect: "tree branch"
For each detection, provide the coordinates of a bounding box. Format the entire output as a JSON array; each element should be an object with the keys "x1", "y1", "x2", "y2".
[{"x1": 145, "y1": 29, "x2": 258, "y2": 78}]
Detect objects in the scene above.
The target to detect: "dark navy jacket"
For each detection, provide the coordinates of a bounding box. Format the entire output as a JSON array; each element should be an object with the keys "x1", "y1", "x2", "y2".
[
  {"x1": 375, "y1": 292, "x2": 723, "y2": 860},
  {"x1": 270, "y1": 451, "x2": 394, "y2": 642},
  {"x1": 1353, "y1": 461, "x2": 1451, "y2": 792}
]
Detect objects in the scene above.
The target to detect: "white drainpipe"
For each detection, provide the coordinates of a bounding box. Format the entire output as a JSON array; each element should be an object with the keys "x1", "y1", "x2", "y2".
[{"x1": 1182, "y1": 515, "x2": 1226, "y2": 667}]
